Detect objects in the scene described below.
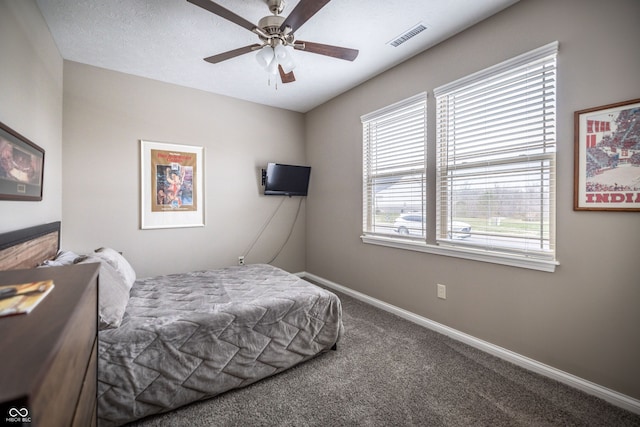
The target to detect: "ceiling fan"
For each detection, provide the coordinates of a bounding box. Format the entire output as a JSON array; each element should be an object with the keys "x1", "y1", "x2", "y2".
[{"x1": 187, "y1": 0, "x2": 359, "y2": 84}]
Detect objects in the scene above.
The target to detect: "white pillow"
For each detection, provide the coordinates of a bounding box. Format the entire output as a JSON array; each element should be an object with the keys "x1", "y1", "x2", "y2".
[
  {"x1": 93, "y1": 247, "x2": 136, "y2": 291},
  {"x1": 78, "y1": 255, "x2": 130, "y2": 330},
  {"x1": 40, "y1": 249, "x2": 80, "y2": 267}
]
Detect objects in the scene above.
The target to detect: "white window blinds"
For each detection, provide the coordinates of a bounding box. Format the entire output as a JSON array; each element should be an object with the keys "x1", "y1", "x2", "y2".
[
  {"x1": 362, "y1": 93, "x2": 427, "y2": 238},
  {"x1": 435, "y1": 42, "x2": 558, "y2": 260}
]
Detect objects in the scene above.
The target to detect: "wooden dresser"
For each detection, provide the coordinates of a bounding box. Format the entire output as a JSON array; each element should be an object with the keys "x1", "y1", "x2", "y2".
[{"x1": 0, "y1": 263, "x2": 99, "y2": 427}]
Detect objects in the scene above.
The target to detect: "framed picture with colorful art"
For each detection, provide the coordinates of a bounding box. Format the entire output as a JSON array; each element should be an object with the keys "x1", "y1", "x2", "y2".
[
  {"x1": 0, "y1": 121, "x2": 44, "y2": 201},
  {"x1": 140, "y1": 140, "x2": 204, "y2": 229},
  {"x1": 574, "y1": 98, "x2": 640, "y2": 211}
]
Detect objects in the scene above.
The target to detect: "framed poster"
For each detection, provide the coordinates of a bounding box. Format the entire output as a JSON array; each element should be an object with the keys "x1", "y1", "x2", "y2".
[
  {"x1": 0, "y1": 121, "x2": 44, "y2": 201},
  {"x1": 140, "y1": 140, "x2": 204, "y2": 229},
  {"x1": 574, "y1": 98, "x2": 640, "y2": 211}
]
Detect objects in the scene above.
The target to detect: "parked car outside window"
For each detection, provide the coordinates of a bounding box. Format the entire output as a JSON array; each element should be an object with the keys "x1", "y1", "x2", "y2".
[{"x1": 393, "y1": 213, "x2": 471, "y2": 238}]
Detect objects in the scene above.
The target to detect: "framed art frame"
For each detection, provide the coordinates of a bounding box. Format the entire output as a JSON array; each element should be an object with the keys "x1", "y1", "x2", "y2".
[
  {"x1": 0, "y1": 121, "x2": 44, "y2": 201},
  {"x1": 140, "y1": 140, "x2": 204, "y2": 229},
  {"x1": 574, "y1": 98, "x2": 640, "y2": 211}
]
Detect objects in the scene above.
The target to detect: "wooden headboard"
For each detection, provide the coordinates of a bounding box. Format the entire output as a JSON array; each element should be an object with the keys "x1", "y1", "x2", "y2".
[{"x1": 0, "y1": 222, "x2": 61, "y2": 270}]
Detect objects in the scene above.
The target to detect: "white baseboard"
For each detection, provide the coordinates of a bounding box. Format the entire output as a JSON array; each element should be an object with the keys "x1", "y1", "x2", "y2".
[{"x1": 298, "y1": 271, "x2": 640, "y2": 415}]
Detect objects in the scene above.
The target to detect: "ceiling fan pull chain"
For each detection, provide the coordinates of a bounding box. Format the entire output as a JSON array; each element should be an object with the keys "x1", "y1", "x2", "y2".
[{"x1": 267, "y1": 76, "x2": 278, "y2": 90}]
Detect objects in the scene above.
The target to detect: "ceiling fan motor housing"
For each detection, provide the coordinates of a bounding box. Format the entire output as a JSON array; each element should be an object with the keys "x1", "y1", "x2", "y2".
[
  {"x1": 258, "y1": 15, "x2": 285, "y2": 35},
  {"x1": 257, "y1": 14, "x2": 294, "y2": 46}
]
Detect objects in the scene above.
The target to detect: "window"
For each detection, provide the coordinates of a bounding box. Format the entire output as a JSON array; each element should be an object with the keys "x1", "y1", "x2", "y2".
[
  {"x1": 361, "y1": 43, "x2": 559, "y2": 272},
  {"x1": 362, "y1": 93, "x2": 427, "y2": 239},
  {"x1": 435, "y1": 42, "x2": 558, "y2": 263}
]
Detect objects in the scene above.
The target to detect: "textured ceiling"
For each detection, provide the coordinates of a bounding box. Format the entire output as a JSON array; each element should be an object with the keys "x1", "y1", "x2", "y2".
[{"x1": 36, "y1": 0, "x2": 519, "y2": 112}]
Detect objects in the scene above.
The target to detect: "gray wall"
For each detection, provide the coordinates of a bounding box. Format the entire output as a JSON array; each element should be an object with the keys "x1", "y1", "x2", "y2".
[
  {"x1": 0, "y1": 0, "x2": 63, "y2": 232},
  {"x1": 62, "y1": 62, "x2": 307, "y2": 277},
  {"x1": 305, "y1": 0, "x2": 640, "y2": 400}
]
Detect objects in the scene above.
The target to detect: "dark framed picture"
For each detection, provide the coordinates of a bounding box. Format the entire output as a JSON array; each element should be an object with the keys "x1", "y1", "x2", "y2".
[
  {"x1": 0, "y1": 121, "x2": 45, "y2": 201},
  {"x1": 574, "y1": 98, "x2": 640, "y2": 211}
]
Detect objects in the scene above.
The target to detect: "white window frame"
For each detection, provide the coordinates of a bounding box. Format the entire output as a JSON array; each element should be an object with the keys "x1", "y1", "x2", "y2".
[
  {"x1": 361, "y1": 44, "x2": 559, "y2": 273},
  {"x1": 361, "y1": 93, "x2": 427, "y2": 240}
]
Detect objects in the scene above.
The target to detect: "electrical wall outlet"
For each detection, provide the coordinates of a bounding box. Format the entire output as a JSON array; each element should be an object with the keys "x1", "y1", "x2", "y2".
[
  {"x1": 437, "y1": 283, "x2": 447, "y2": 299},
  {"x1": 238, "y1": 256, "x2": 245, "y2": 266}
]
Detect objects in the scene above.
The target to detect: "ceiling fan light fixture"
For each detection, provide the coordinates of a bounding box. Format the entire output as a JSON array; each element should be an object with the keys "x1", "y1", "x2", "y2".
[
  {"x1": 267, "y1": 56, "x2": 280, "y2": 75},
  {"x1": 274, "y1": 43, "x2": 287, "y2": 59},
  {"x1": 280, "y1": 58, "x2": 295, "y2": 74},
  {"x1": 274, "y1": 44, "x2": 296, "y2": 73},
  {"x1": 256, "y1": 46, "x2": 275, "y2": 68}
]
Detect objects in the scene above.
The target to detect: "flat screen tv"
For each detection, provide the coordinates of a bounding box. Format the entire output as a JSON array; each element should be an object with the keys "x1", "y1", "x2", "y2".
[{"x1": 263, "y1": 163, "x2": 311, "y2": 196}]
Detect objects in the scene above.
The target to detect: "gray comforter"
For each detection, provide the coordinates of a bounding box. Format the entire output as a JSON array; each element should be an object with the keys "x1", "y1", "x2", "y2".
[{"x1": 97, "y1": 264, "x2": 343, "y2": 426}]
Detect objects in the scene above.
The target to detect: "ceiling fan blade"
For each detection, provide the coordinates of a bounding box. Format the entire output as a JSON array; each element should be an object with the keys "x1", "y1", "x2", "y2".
[
  {"x1": 187, "y1": 0, "x2": 256, "y2": 32},
  {"x1": 278, "y1": 65, "x2": 296, "y2": 84},
  {"x1": 204, "y1": 44, "x2": 261, "y2": 64},
  {"x1": 280, "y1": 0, "x2": 332, "y2": 33},
  {"x1": 294, "y1": 41, "x2": 359, "y2": 61}
]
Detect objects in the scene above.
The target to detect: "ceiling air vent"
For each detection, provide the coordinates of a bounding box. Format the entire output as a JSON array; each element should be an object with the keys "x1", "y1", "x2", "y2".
[{"x1": 388, "y1": 23, "x2": 427, "y2": 47}]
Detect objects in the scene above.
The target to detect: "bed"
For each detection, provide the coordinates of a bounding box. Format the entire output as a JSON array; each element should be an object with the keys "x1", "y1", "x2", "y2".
[{"x1": 0, "y1": 223, "x2": 344, "y2": 427}]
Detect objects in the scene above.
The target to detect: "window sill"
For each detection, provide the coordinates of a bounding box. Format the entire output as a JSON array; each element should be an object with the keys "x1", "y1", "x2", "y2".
[{"x1": 360, "y1": 235, "x2": 558, "y2": 272}]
